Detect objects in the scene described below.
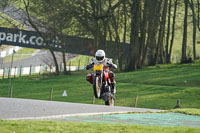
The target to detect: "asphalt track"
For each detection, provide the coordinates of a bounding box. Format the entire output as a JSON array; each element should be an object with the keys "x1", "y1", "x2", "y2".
[{"x1": 0, "y1": 97, "x2": 163, "y2": 120}]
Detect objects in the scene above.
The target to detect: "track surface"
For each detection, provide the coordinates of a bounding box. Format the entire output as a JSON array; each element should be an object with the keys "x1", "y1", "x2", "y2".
[{"x1": 0, "y1": 97, "x2": 163, "y2": 120}]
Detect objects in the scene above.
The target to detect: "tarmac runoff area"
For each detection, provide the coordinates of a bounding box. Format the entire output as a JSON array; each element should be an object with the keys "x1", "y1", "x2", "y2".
[{"x1": 0, "y1": 97, "x2": 164, "y2": 120}]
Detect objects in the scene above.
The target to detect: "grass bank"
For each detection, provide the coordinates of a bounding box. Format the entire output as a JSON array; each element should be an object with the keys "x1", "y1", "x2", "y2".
[
  {"x1": 0, "y1": 120, "x2": 199, "y2": 133},
  {"x1": 0, "y1": 60, "x2": 200, "y2": 110},
  {"x1": 170, "y1": 108, "x2": 200, "y2": 116},
  {"x1": 3, "y1": 48, "x2": 36, "y2": 62},
  {"x1": 67, "y1": 55, "x2": 92, "y2": 66}
]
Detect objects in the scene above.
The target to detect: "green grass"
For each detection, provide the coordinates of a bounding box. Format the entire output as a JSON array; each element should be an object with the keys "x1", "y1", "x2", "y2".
[
  {"x1": 3, "y1": 48, "x2": 37, "y2": 62},
  {"x1": 67, "y1": 55, "x2": 93, "y2": 66},
  {"x1": 0, "y1": 60, "x2": 200, "y2": 110},
  {"x1": 0, "y1": 12, "x2": 24, "y2": 28},
  {"x1": 0, "y1": 120, "x2": 199, "y2": 133},
  {"x1": 170, "y1": 108, "x2": 200, "y2": 116}
]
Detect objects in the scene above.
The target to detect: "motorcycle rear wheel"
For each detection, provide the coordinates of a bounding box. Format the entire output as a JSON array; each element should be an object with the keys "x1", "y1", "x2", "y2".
[
  {"x1": 93, "y1": 76, "x2": 101, "y2": 98},
  {"x1": 105, "y1": 97, "x2": 114, "y2": 106}
]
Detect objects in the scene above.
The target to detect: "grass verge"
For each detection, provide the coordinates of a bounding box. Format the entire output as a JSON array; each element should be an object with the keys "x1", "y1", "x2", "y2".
[
  {"x1": 0, "y1": 120, "x2": 199, "y2": 133},
  {"x1": 170, "y1": 108, "x2": 200, "y2": 116},
  {"x1": 0, "y1": 60, "x2": 200, "y2": 109}
]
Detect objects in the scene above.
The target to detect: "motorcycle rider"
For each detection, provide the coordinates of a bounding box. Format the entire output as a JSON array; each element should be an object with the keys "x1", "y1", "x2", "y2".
[{"x1": 85, "y1": 49, "x2": 117, "y2": 94}]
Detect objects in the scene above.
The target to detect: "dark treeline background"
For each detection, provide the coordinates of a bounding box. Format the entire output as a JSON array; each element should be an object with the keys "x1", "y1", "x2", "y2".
[{"x1": 1, "y1": 0, "x2": 200, "y2": 73}]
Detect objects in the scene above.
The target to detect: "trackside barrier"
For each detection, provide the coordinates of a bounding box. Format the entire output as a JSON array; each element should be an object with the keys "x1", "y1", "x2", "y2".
[
  {"x1": 0, "y1": 46, "x2": 22, "y2": 58},
  {"x1": 0, "y1": 65, "x2": 85, "y2": 78}
]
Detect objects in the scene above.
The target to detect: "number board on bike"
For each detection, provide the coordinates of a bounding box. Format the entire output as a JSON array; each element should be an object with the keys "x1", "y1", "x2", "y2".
[{"x1": 94, "y1": 64, "x2": 103, "y2": 71}]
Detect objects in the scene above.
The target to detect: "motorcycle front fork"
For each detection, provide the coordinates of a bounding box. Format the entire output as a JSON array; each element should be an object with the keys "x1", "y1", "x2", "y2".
[{"x1": 101, "y1": 84, "x2": 115, "y2": 101}]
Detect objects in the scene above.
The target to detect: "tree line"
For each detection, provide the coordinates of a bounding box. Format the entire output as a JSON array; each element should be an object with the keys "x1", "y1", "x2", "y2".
[{"x1": 0, "y1": 0, "x2": 200, "y2": 74}]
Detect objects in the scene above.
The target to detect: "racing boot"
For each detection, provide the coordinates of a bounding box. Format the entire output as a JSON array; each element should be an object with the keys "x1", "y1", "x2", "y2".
[{"x1": 111, "y1": 82, "x2": 116, "y2": 94}]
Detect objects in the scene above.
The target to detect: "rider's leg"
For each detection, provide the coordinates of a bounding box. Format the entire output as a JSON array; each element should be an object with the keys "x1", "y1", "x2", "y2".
[
  {"x1": 86, "y1": 73, "x2": 93, "y2": 84},
  {"x1": 109, "y1": 72, "x2": 116, "y2": 94}
]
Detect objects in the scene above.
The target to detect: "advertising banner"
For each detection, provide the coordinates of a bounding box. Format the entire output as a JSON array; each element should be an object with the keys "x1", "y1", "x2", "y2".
[{"x1": 0, "y1": 27, "x2": 129, "y2": 58}]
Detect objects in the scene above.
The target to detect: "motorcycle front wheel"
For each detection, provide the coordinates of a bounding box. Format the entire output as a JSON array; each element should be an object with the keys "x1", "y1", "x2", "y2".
[{"x1": 93, "y1": 76, "x2": 101, "y2": 98}]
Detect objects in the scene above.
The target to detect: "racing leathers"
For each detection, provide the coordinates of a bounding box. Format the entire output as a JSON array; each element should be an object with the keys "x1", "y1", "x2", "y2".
[{"x1": 85, "y1": 57, "x2": 117, "y2": 94}]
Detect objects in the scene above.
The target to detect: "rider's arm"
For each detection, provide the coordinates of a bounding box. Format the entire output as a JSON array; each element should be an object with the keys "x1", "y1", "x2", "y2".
[
  {"x1": 111, "y1": 64, "x2": 117, "y2": 69},
  {"x1": 85, "y1": 58, "x2": 95, "y2": 70},
  {"x1": 107, "y1": 58, "x2": 117, "y2": 69}
]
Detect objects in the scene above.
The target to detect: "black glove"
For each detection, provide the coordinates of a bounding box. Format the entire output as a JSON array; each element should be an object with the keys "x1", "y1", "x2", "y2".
[
  {"x1": 85, "y1": 65, "x2": 93, "y2": 70},
  {"x1": 107, "y1": 63, "x2": 117, "y2": 69},
  {"x1": 107, "y1": 62, "x2": 112, "y2": 68},
  {"x1": 85, "y1": 65, "x2": 90, "y2": 70}
]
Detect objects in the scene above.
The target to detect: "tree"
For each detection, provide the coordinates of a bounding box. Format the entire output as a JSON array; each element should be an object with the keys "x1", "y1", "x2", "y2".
[
  {"x1": 145, "y1": 0, "x2": 162, "y2": 66},
  {"x1": 71, "y1": 0, "x2": 125, "y2": 49},
  {"x1": 126, "y1": 0, "x2": 163, "y2": 70},
  {"x1": 106, "y1": 0, "x2": 129, "y2": 71},
  {"x1": 181, "y1": 0, "x2": 188, "y2": 63},
  {"x1": 70, "y1": 0, "x2": 127, "y2": 71},
  {"x1": 165, "y1": 0, "x2": 172, "y2": 63},
  {"x1": 166, "y1": 0, "x2": 178, "y2": 63},
  {"x1": 0, "y1": 0, "x2": 8, "y2": 9},
  {"x1": 189, "y1": 0, "x2": 197, "y2": 60},
  {"x1": 156, "y1": 0, "x2": 168, "y2": 64},
  {"x1": 125, "y1": 0, "x2": 141, "y2": 71},
  {"x1": 140, "y1": 0, "x2": 152, "y2": 66},
  {"x1": 3, "y1": 0, "x2": 197, "y2": 72},
  {"x1": 117, "y1": 0, "x2": 129, "y2": 71},
  {"x1": 22, "y1": 0, "x2": 74, "y2": 75},
  {"x1": 0, "y1": 0, "x2": 23, "y2": 29},
  {"x1": 22, "y1": 0, "x2": 60, "y2": 75},
  {"x1": 198, "y1": 0, "x2": 200, "y2": 31}
]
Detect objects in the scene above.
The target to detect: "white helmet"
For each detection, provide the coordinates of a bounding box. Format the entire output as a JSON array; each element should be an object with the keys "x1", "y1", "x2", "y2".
[{"x1": 95, "y1": 49, "x2": 105, "y2": 62}]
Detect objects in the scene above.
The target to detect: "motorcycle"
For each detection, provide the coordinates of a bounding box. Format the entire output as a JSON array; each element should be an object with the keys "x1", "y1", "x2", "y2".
[{"x1": 92, "y1": 63, "x2": 115, "y2": 106}]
